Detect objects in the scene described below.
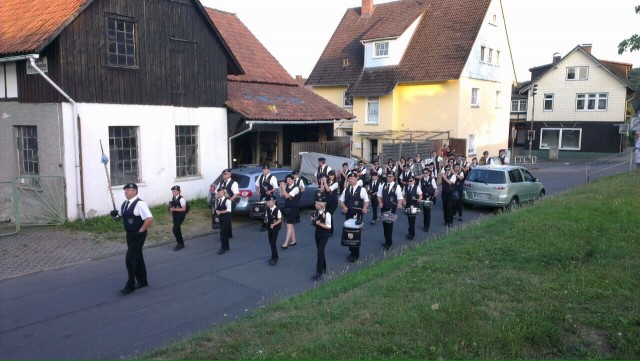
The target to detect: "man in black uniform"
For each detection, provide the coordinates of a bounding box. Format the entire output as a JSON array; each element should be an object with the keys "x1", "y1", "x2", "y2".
[
  {"x1": 311, "y1": 198, "x2": 332, "y2": 280},
  {"x1": 213, "y1": 188, "x2": 232, "y2": 254},
  {"x1": 216, "y1": 169, "x2": 239, "y2": 238},
  {"x1": 403, "y1": 176, "x2": 422, "y2": 240},
  {"x1": 264, "y1": 196, "x2": 282, "y2": 265},
  {"x1": 419, "y1": 168, "x2": 438, "y2": 232},
  {"x1": 369, "y1": 171, "x2": 382, "y2": 224},
  {"x1": 377, "y1": 173, "x2": 404, "y2": 250},
  {"x1": 169, "y1": 185, "x2": 187, "y2": 251},
  {"x1": 255, "y1": 165, "x2": 278, "y2": 231},
  {"x1": 110, "y1": 183, "x2": 154, "y2": 295},
  {"x1": 338, "y1": 172, "x2": 369, "y2": 262}
]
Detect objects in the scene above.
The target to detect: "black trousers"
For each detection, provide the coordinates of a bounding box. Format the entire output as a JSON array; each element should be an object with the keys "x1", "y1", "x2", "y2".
[
  {"x1": 442, "y1": 191, "x2": 454, "y2": 226},
  {"x1": 172, "y1": 214, "x2": 185, "y2": 245},
  {"x1": 381, "y1": 207, "x2": 395, "y2": 248},
  {"x1": 268, "y1": 227, "x2": 280, "y2": 260},
  {"x1": 454, "y1": 189, "x2": 463, "y2": 217},
  {"x1": 371, "y1": 197, "x2": 379, "y2": 221},
  {"x1": 315, "y1": 234, "x2": 329, "y2": 273},
  {"x1": 125, "y1": 231, "x2": 148, "y2": 288},
  {"x1": 407, "y1": 215, "x2": 416, "y2": 238},
  {"x1": 422, "y1": 205, "x2": 432, "y2": 230},
  {"x1": 345, "y1": 210, "x2": 362, "y2": 259},
  {"x1": 219, "y1": 216, "x2": 231, "y2": 250}
]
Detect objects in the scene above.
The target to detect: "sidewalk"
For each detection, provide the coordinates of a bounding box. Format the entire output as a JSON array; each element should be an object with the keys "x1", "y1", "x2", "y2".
[{"x1": 0, "y1": 226, "x2": 213, "y2": 281}]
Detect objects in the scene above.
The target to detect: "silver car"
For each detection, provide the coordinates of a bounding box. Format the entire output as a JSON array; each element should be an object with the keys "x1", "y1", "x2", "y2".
[
  {"x1": 208, "y1": 167, "x2": 318, "y2": 215},
  {"x1": 462, "y1": 165, "x2": 545, "y2": 209}
]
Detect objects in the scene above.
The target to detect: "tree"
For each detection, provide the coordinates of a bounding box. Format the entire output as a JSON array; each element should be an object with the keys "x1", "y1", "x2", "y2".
[{"x1": 618, "y1": 5, "x2": 640, "y2": 54}]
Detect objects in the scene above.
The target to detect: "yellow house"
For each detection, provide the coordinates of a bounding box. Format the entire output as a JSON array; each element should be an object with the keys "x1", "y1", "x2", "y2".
[{"x1": 307, "y1": 0, "x2": 515, "y2": 161}]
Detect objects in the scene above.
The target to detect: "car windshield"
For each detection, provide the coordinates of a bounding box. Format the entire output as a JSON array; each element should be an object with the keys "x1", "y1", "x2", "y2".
[
  {"x1": 212, "y1": 174, "x2": 251, "y2": 188},
  {"x1": 467, "y1": 169, "x2": 506, "y2": 184}
]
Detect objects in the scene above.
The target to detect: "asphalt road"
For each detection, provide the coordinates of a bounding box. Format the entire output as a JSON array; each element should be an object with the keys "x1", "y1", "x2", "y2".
[{"x1": 0, "y1": 161, "x2": 630, "y2": 359}]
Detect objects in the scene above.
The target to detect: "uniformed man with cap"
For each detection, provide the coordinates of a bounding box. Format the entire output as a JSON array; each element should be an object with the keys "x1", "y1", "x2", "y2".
[
  {"x1": 216, "y1": 169, "x2": 239, "y2": 238},
  {"x1": 110, "y1": 183, "x2": 154, "y2": 295},
  {"x1": 377, "y1": 173, "x2": 405, "y2": 250},
  {"x1": 263, "y1": 195, "x2": 282, "y2": 265},
  {"x1": 315, "y1": 157, "x2": 332, "y2": 186},
  {"x1": 338, "y1": 172, "x2": 369, "y2": 262},
  {"x1": 255, "y1": 165, "x2": 279, "y2": 231},
  {"x1": 169, "y1": 185, "x2": 187, "y2": 251},
  {"x1": 213, "y1": 187, "x2": 232, "y2": 254}
]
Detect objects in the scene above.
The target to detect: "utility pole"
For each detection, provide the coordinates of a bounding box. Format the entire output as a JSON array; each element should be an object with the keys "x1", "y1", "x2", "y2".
[{"x1": 528, "y1": 84, "x2": 538, "y2": 158}]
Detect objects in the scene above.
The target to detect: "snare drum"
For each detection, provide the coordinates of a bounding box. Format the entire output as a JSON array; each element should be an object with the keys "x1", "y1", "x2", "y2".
[
  {"x1": 421, "y1": 199, "x2": 433, "y2": 209},
  {"x1": 378, "y1": 211, "x2": 398, "y2": 223},
  {"x1": 250, "y1": 201, "x2": 266, "y2": 219},
  {"x1": 405, "y1": 206, "x2": 421, "y2": 215},
  {"x1": 341, "y1": 218, "x2": 364, "y2": 247}
]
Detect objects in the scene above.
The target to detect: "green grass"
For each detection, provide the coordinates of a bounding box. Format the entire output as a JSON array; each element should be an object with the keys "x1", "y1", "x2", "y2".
[
  {"x1": 62, "y1": 197, "x2": 211, "y2": 233},
  {"x1": 148, "y1": 173, "x2": 640, "y2": 360}
]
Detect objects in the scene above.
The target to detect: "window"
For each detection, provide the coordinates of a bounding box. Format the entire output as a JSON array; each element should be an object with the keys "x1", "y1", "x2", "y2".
[
  {"x1": 107, "y1": 17, "x2": 136, "y2": 67},
  {"x1": 175, "y1": 126, "x2": 199, "y2": 178},
  {"x1": 508, "y1": 169, "x2": 523, "y2": 183},
  {"x1": 496, "y1": 91, "x2": 502, "y2": 108},
  {"x1": 540, "y1": 128, "x2": 581, "y2": 150},
  {"x1": 522, "y1": 169, "x2": 535, "y2": 182},
  {"x1": 366, "y1": 97, "x2": 379, "y2": 124},
  {"x1": 511, "y1": 99, "x2": 527, "y2": 113},
  {"x1": 480, "y1": 46, "x2": 486, "y2": 63},
  {"x1": 488, "y1": 49, "x2": 493, "y2": 64},
  {"x1": 343, "y1": 91, "x2": 353, "y2": 108},
  {"x1": 576, "y1": 93, "x2": 607, "y2": 111},
  {"x1": 471, "y1": 88, "x2": 479, "y2": 107},
  {"x1": 1, "y1": 62, "x2": 18, "y2": 99},
  {"x1": 109, "y1": 126, "x2": 139, "y2": 185},
  {"x1": 543, "y1": 94, "x2": 554, "y2": 111},
  {"x1": 374, "y1": 41, "x2": 389, "y2": 57},
  {"x1": 495, "y1": 50, "x2": 500, "y2": 66},
  {"x1": 467, "y1": 134, "x2": 476, "y2": 155},
  {"x1": 15, "y1": 126, "x2": 39, "y2": 176},
  {"x1": 566, "y1": 66, "x2": 588, "y2": 80}
]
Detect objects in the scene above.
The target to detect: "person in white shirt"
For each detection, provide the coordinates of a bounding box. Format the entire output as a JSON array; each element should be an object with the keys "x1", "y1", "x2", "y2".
[
  {"x1": 263, "y1": 196, "x2": 282, "y2": 265},
  {"x1": 440, "y1": 165, "x2": 457, "y2": 227},
  {"x1": 110, "y1": 183, "x2": 153, "y2": 295},
  {"x1": 292, "y1": 170, "x2": 305, "y2": 193},
  {"x1": 216, "y1": 169, "x2": 239, "y2": 238},
  {"x1": 377, "y1": 173, "x2": 405, "y2": 250},
  {"x1": 311, "y1": 198, "x2": 332, "y2": 280},
  {"x1": 403, "y1": 176, "x2": 423, "y2": 240},
  {"x1": 419, "y1": 168, "x2": 438, "y2": 232},
  {"x1": 255, "y1": 165, "x2": 279, "y2": 231},
  {"x1": 280, "y1": 174, "x2": 301, "y2": 249},
  {"x1": 314, "y1": 157, "x2": 333, "y2": 186},
  {"x1": 213, "y1": 188, "x2": 233, "y2": 255},
  {"x1": 169, "y1": 185, "x2": 187, "y2": 251},
  {"x1": 338, "y1": 173, "x2": 370, "y2": 262}
]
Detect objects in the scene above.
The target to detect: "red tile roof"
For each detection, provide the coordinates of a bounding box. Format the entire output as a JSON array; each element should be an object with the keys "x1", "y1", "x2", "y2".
[
  {"x1": 206, "y1": 7, "x2": 354, "y2": 122},
  {"x1": 227, "y1": 81, "x2": 354, "y2": 122},
  {"x1": 205, "y1": 8, "x2": 297, "y2": 86},
  {"x1": 306, "y1": 0, "x2": 492, "y2": 96},
  {"x1": 0, "y1": 0, "x2": 89, "y2": 55}
]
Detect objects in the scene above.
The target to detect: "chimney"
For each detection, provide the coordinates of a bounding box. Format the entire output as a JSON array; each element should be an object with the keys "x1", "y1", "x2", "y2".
[
  {"x1": 552, "y1": 52, "x2": 561, "y2": 64},
  {"x1": 361, "y1": 0, "x2": 373, "y2": 18},
  {"x1": 581, "y1": 43, "x2": 592, "y2": 54}
]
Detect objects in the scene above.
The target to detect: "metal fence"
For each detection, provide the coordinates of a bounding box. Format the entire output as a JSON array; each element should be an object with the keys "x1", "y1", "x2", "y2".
[
  {"x1": 381, "y1": 140, "x2": 443, "y2": 162},
  {"x1": 585, "y1": 150, "x2": 634, "y2": 183},
  {"x1": 0, "y1": 176, "x2": 66, "y2": 236}
]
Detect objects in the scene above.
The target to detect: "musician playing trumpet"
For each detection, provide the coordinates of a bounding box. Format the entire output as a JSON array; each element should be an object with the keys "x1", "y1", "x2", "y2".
[
  {"x1": 403, "y1": 176, "x2": 423, "y2": 240},
  {"x1": 377, "y1": 172, "x2": 405, "y2": 251},
  {"x1": 338, "y1": 172, "x2": 369, "y2": 262}
]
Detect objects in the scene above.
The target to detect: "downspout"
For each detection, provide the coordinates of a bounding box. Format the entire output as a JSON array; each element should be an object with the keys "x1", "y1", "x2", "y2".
[
  {"x1": 27, "y1": 55, "x2": 85, "y2": 221},
  {"x1": 228, "y1": 123, "x2": 253, "y2": 168}
]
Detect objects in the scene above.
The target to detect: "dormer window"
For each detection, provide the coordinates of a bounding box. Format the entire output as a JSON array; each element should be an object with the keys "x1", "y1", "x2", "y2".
[
  {"x1": 566, "y1": 66, "x2": 588, "y2": 80},
  {"x1": 374, "y1": 41, "x2": 389, "y2": 57}
]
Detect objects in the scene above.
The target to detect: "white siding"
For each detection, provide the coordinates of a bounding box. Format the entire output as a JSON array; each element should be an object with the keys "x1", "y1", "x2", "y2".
[
  {"x1": 525, "y1": 50, "x2": 629, "y2": 123},
  {"x1": 363, "y1": 14, "x2": 422, "y2": 69}
]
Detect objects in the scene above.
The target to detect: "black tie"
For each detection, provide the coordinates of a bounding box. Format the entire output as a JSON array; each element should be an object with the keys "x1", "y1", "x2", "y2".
[
  {"x1": 222, "y1": 181, "x2": 226, "y2": 189},
  {"x1": 124, "y1": 201, "x2": 130, "y2": 211}
]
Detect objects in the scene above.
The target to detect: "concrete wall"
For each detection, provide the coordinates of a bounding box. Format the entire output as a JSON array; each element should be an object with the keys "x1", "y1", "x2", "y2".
[{"x1": 0, "y1": 102, "x2": 65, "y2": 181}]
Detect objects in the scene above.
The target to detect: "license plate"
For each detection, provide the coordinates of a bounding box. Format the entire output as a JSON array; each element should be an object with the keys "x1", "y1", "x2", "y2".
[{"x1": 474, "y1": 192, "x2": 491, "y2": 200}]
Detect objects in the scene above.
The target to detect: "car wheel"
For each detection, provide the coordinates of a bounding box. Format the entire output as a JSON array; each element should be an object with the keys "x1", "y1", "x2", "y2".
[
  {"x1": 537, "y1": 190, "x2": 545, "y2": 200},
  {"x1": 507, "y1": 197, "x2": 518, "y2": 211}
]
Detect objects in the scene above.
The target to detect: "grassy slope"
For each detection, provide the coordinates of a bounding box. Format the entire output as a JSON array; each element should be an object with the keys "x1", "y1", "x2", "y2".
[{"x1": 149, "y1": 174, "x2": 640, "y2": 360}]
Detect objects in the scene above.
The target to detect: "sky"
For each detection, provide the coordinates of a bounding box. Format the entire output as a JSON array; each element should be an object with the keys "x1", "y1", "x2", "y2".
[{"x1": 200, "y1": 0, "x2": 640, "y2": 82}]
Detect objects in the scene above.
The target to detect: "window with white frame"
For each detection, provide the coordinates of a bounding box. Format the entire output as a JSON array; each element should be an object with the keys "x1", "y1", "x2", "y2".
[
  {"x1": 480, "y1": 46, "x2": 486, "y2": 62},
  {"x1": 511, "y1": 99, "x2": 527, "y2": 112},
  {"x1": 471, "y1": 88, "x2": 479, "y2": 107},
  {"x1": 374, "y1": 41, "x2": 389, "y2": 57},
  {"x1": 543, "y1": 94, "x2": 554, "y2": 111},
  {"x1": 366, "y1": 97, "x2": 379, "y2": 124},
  {"x1": 343, "y1": 91, "x2": 353, "y2": 108},
  {"x1": 467, "y1": 134, "x2": 476, "y2": 155},
  {"x1": 495, "y1": 50, "x2": 500, "y2": 66},
  {"x1": 576, "y1": 93, "x2": 607, "y2": 111},
  {"x1": 540, "y1": 128, "x2": 581, "y2": 150},
  {"x1": 495, "y1": 91, "x2": 502, "y2": 108},
  {"x1": 15, "y1": 126, "x2": 39, "y2": 176},
  {"x1": 175, "y1": 126, "x2": 199, "y2": 178},
  {"x1": 488, "y1": 49, "x2": 493, "y2": 64},
  {"x1": 566, "y1": 66, "x2": 588, "y2": 80},
  {"x1": 109, "y1": 126, "x2": 139, "y2": 185}
]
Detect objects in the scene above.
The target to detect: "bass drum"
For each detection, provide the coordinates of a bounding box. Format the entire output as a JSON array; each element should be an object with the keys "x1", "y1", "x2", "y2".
[{"x1": 341, "y1": 219, "x2": 364, "y2": 247}]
